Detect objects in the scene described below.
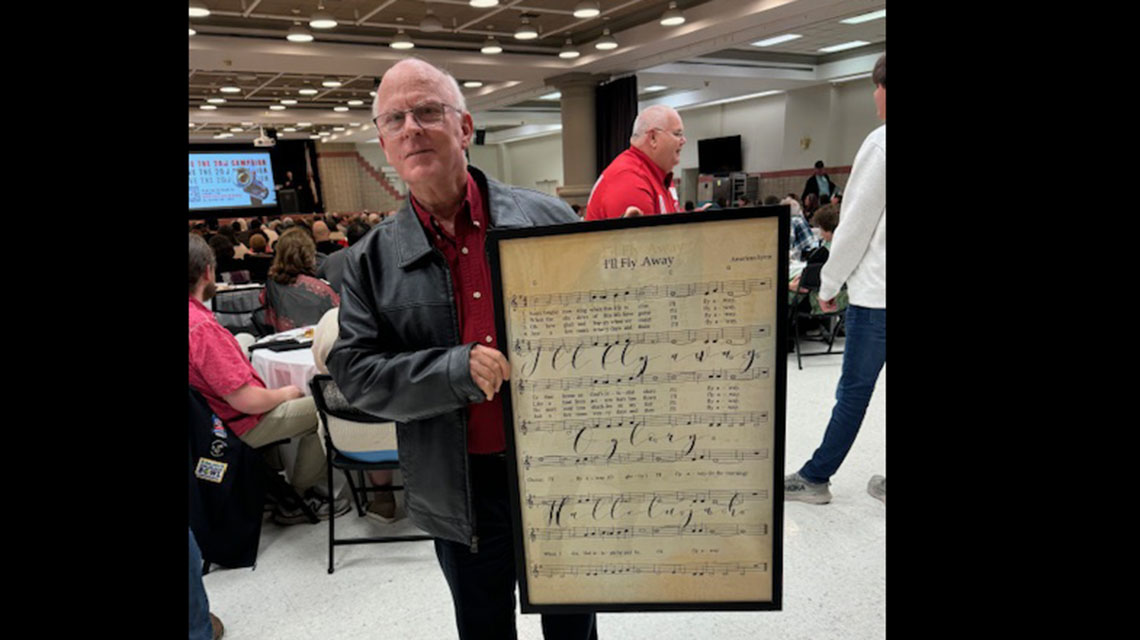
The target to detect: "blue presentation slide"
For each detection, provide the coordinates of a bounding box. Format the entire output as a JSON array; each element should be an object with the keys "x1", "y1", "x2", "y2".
[{"x1": 189, "y1": 152, "x2": 277, "y2": 210}]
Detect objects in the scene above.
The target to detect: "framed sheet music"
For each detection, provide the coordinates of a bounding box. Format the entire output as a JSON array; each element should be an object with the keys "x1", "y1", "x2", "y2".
[{"x1": 487, "y1": 207, "x2": 788, "y2": 614}]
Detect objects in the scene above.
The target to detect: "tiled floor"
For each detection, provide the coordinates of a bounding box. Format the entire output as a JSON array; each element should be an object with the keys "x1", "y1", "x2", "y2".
[{"x1": 201, "y1": 344, "x2": 885, "y2": 639}]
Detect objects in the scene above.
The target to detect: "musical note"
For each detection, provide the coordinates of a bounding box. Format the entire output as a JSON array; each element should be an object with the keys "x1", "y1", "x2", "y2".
[
  {"x1": 516, "y1": 366, "x2": 770, "y2": 393},
  {"x1": 511, "y1": 325, "x2": 771, "y2": 354},
  {"x1": 526, "y1": 448, "x2": 768, "y2": 468},
  {"x1": 512, "y1": 278, "x2": 773, "y2": 308},
  {"x1": 528, "y1": 522, "x2": 768, "y2": 541},
  {"x1": 531, "y1": 561, "x2": 767, "y2": 578}
]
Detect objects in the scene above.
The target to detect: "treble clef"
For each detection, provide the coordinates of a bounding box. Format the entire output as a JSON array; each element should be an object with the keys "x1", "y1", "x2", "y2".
[
  {"x1": 520, "y1": 420, "x2": 529, "y2": 435},
  {"x1": 524, "y1": 455, "x2": 531, "y2": 470}
]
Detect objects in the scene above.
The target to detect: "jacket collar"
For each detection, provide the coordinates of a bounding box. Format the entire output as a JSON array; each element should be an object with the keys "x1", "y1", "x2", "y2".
[{"x1": 394, "y1": 165, "x2": 534, "y2": 268}]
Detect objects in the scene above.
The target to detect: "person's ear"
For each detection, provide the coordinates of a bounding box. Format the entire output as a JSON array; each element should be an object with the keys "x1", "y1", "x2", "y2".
[{"x1": 460, "y1": 111, "x2": 474, "y2": 150}]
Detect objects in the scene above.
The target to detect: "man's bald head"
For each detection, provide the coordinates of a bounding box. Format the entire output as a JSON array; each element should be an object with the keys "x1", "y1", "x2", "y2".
[
  {"x1": 371, "y1": 57, "x2": 467, "y2": 122},
  {"x1": 629, "y1": 105, "x2": 686, "y2": 173},
  {"x1": 312, "y1": 220, "x2": 330, "y2": 241}
]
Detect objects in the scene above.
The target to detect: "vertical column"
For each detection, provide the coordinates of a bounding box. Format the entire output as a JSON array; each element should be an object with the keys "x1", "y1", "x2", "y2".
[{"x1": 549, "y1": 73, "x2": 604, "y2": 208}]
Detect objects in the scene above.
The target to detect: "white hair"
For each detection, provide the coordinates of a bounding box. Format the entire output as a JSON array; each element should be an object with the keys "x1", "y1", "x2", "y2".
[
  {"x1": 630, "y1": 105, "x2": 678, "y2": 142},
  {"x1": 371, "y1": 57, "x2": 468, "y2": 121}
]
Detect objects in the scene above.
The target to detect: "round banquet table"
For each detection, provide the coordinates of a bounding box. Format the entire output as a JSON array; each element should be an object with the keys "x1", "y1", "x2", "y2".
[{"x1": 250, "y1": 327, "x2": 319, "y2": 397}]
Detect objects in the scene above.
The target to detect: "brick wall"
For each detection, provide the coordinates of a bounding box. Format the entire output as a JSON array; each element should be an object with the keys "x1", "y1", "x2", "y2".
[{"x1": 315, "y1": 142, "x2": 404, "y2": 214}]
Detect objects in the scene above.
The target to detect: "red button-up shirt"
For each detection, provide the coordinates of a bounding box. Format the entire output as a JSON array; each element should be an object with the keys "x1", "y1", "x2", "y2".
[
  {"x1": 585, "y1": 146, "x2": 680, "y2": 221},
  {"x1": 411, "y1": 173, "x2": 505, "y2": 454},
  {"x1": 188, "y1": 296, "x2": 267, "y2": 436}
]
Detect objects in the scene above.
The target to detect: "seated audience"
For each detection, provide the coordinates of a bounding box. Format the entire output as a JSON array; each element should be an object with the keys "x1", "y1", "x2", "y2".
[
  {"x1": 683, "y1": 200, "x2": 695, "y2": 212},
  {"x1": 803, "y1": 193, "x2": 820, "y2": 222},
  {"x1": 207, "y1": 234, "x2": 243, "y2": 282},
  {"x1": 188, "y1": 233, "x2": 347, "y2": 524},
  {"x1": 258, "y1": 229, "x2": 340, "y2": 332},
  {"x1": 317, "y1": 221, "x2": 371, "y2": 293}
]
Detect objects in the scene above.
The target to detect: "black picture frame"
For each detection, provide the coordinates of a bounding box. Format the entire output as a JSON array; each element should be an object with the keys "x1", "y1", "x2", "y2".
[{"x1": 487, "y1": 206, "x2": 789, "y2": 614}]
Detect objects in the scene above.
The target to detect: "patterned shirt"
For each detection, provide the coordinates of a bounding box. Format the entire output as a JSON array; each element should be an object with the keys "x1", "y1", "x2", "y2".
[
  {"x1": 790, "y1": 214, "x2": 818, "y2": 258},
  {"x1": 188, "y1": 297, "x2": 267, "y2": 436}
]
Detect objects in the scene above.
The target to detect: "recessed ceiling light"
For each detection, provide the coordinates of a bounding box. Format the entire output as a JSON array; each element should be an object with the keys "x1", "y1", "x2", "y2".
[
  {"x1": 199, "y1": 104, "x2": 217, "y2": 110},
  {"x1": 818, "y1": 40, "x2": 870, "y2": 53},
  {"x1": 481, "y1": 35, "x2": 503, "y2": 54},
  {"x1": 270, "y1": 105, "x2": 286, "y2": 111},
  {"x1": 189, "y1": 122, "x2": 196, "y2": 128},
  {"x1": 283, "y1": 127, "x2": 297, "y2": 132},
  {"x1": 241, "y1": 122, "x2": 254, "y2": 126},
  {"x1": 559, "y1": 39, "x2": 580, "y2": 59},
  {"x1": 298, "y1": 122, "x2": 312, "y2": 127},
  {"x1": 207, "y1": 97, "x2": 226, "y2": 104},
  {"x1": 214, "y1": 133, "x2": 233, "y2": 139},
  {"x1": 220, "y1": 85, "x2": 241, "y2": 93},
  {"x1": 464, "y1": 80, "x2": 484, "y2": 88},
  {"x1": 287, "y1": 25, "x2": 314, "y2": 42},
  {"x1": 840, "y1": 10, "x2": 886, "y2": 24},
  {"x1": 515, "y1": 18, "x2": 538, "y2": 40},
  {"x1": 299, "y1": 88, "x2": 319, "y2": 96},
  {"x1": 309, "y1": 10, "x2": 337, "y2": 29},
  {"x1": 390, "y1": 29, "x2": 415, "y2": 50},
  {"x1": 350, "y1": 122, "x2": 360, "y2": 126},
  {"x1": 188, "y1": 2, "x2": 210, "y2": 18},
  {"x1": 469, "y1": 0, "x2": 499, "y2": 7},
  {"x1": 310, "y1": 134, "x2": 322, "y2": 139},
  {"x1": 751, "y1": 33, "x2": 802, "y2": 47},
  {"x1": 189, "y1": 26, "x2": 196, "y2": 36},
  {"x1": 573, "y1": 1, "x2": 600, "y2": 19},
  {"x1": 420, "y1": 10, "x2": 443, "y2": 32},
  {"x1": 333, "y1": 106, "x2": 349, "y2": 112},
  {"x1": 595, "y1": 28, "x2": 618, "y2": 51},
  {"x1": 230, "y1": 127, "x2": 244, "y2": 133},
  {"x1": 280, "y1": 99, "x2": 297, "y2": 105},
  {"x1": 540, "y1": 91, "x2": 561, "y2": 100},
  {"x1": 333, "y1": 126, "x2": 346, "y2": 132},
  {"x1": 641, "y1": 85, "x2": 668, "y2": 93},
  {"x1": 660, "y1": 2, "x2": 685, "y2": 27},
  {"x1": 369, "y1": 90, "x2": 376, "y2": 97},
  {"x1": 322, "y1": 77, "x2": 342, "y2": 88},
  {"x1": 347, "y1": 99, "x2": 364, "y2": 106}
]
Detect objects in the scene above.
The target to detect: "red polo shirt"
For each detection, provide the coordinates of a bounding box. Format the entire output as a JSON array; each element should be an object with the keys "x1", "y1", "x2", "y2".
[
  {"x1": 411, "y1": 173, "x2": 505, "y2": 454},
  {"x1": 585, "y1": 146, "x2": 680, "y2": 221},
  {"x1": 188, "y1": 296, "x2": 267, "y2": 436}
]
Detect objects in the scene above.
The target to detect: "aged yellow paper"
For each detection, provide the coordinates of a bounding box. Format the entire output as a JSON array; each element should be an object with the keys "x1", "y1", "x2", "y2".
[{"x1": 498, "y1": 216, "x2": 780, "y2": 605}]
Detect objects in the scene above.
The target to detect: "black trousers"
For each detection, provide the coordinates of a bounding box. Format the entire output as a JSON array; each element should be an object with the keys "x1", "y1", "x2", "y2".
[{"x1": 434, "y1": 454, "x2": 598, "y2": 640}]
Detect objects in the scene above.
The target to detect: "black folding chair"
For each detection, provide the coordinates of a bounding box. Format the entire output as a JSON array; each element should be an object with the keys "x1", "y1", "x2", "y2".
[
  {"x1": 790, "y1": 290, "x2": 846, "y2": 370},
  {"x1": 309, "y1": 375, "x2": 430, "y2": 574}
]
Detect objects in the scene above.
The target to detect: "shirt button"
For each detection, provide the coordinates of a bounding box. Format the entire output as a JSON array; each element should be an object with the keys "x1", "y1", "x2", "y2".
[
  {"x1": 461, "y1": 247, "x2": 469, "y2": 255},
  {"x1": 485, "y1": 335, "x2": 493, "y2": 343},
  {"x1": 473, "y1": 291, "x2": 482, "y2": 299},
  {"x1": 473, "y1": 220, "x2": 481, "y2": 227}
]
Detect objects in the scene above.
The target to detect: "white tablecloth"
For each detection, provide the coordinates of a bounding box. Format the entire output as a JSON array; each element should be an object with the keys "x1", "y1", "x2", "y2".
[{"x1": 250, "y1": 327, "x2": 319, "y2": 396}]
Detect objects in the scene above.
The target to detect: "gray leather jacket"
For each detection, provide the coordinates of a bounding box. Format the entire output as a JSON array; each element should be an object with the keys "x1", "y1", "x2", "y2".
[{"x1": 326, "y1": 165, "x2": 577, "y2": 548}]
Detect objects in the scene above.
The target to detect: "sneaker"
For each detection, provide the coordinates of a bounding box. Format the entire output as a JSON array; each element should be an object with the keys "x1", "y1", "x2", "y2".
[
  {"x1": 784, "y1": 472, "x2": 832, "y2": 504},
  {"x1": 209, "y1": 612, "x2": 224, "y2": 640},
  {"x1": 867, "y1": 475, "x2": 886, "y2": 504},
  {"x1": 273, "y1": 491, "x2": 352, "y2": 525},
  {"x1": 365, "y1": 489, "x2": 402, "y2": 524}
]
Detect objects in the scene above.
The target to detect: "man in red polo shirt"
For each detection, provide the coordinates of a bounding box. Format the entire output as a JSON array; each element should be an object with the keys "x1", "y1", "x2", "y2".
[{"x1": 585, "y1": 105, "x2": 685, "y2": 220}]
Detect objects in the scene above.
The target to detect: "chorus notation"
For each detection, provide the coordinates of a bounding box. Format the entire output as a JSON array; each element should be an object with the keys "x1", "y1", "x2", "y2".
[
  {"x1": 531, "y1": 561, "x2": 768, "y2": 578},
  {"x1": 523, "y1": 448, "x2": 768, "y2": 469},
  {"x1": 511, "y1": 325, "x2": 771, "y2": 354},
  {"x1": 516, "y1": 367, "x2": 769, "y2": 392},
  {"x1": 509, "y1": 278, "x2": 773, "y2": 309},
  {"x1": 528, "y1": 522, "x2": 768, "y2": 541}
]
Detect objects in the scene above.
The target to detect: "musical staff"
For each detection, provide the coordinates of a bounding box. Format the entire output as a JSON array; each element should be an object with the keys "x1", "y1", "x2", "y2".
[
  {"x1": 526, "y1": 489, "x2": 769, "y2": 508},
  {"x1": 528, "y1": 522, "x2": 768, "y2": 541},
  {"x1": 512, "y1": 325, "x2": 771, "y2": 354},
  {"x1": 524, "y1": 448, "x2": 768, "y2": 469},
  {"x1": 531, "y1": 561, "x2": 768, "y2": 578},
  {"x1": 517, "y1": 366, "x2": 770, "y2": 393},
  {"x1": 520, "y1": 412, "x2": 769, "y2": 435},
  {"x1": 510, "y1": 278, "x2": 773, "y2": 309}
]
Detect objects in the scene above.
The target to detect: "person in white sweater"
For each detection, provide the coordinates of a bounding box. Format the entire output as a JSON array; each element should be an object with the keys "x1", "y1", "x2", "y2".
[{"x1": 786, "y1": 53, "x2": 886, "y2": 505}]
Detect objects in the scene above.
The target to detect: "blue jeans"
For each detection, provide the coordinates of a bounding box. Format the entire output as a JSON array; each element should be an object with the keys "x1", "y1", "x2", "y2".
[
  {"x1": 189, "y1": 528, "x2": 214, "y2": 640},
  {"x1": 799, "y1": 305, "x2": 886, "y2": 484}
]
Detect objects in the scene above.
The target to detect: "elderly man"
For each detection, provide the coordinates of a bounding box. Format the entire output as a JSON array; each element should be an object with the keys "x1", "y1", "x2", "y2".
[
  {"x1": 785, "y1": 53, "x2": 887, "y2": 506},
  {"x1": 326, "y1": 58, "x2": 596, "y2": 640},
  {"x1": 187, "y1": 233, "x2": 348, "y2": 524},
  {"x1": 585, "y1": 104, "x2": 685, "y2": 220}
]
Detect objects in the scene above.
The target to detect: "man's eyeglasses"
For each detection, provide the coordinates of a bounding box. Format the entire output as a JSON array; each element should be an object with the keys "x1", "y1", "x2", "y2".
[{"x1": 373, "y1": 101, "x2": 458, "y2": 136}]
